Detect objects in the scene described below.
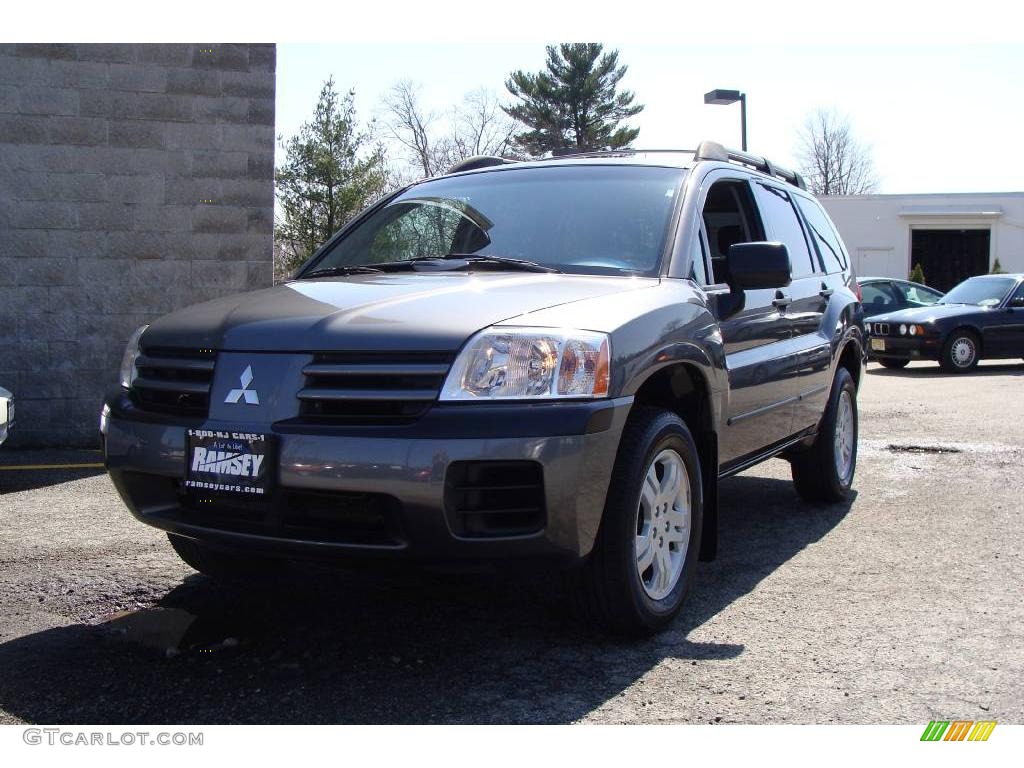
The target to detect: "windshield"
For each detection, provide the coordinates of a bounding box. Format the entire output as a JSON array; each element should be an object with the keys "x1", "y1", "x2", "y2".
[
  {"x1": 304, "y1": 165, "x2": 686, "y2": 277},
  {"x1": 939, "y1": 276, "x2": 1015, "y2": 307}
]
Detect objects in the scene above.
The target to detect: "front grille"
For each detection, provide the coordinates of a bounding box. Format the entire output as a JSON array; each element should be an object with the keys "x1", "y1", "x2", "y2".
[
  {"x1": 179, "y1": 487, "x2": 403, "y2": 546},
  {"x1": 444, "y1": 460, "x2": 546, "y2": 537},
  {"x1": 133, "y1": 348, "x2": 215, "y2": 417},
  {"x1": 871, "y1": 322, "x2": 891, "y2": 336},
  {"x1": 297, "y1": 351, "x2": 452, "y2": 424}
]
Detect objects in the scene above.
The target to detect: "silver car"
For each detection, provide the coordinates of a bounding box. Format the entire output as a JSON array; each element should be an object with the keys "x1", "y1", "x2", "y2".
[{"x1": 0, "y1": 386, "x2": 13, "y2": 446}]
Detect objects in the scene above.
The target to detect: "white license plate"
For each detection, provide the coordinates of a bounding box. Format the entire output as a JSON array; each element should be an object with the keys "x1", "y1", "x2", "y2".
[
  {"x1": 870, "y1": 338, "x2": 886, "y2": 352},
  {"x1": 184, "y1": 429, "x2": 273, "y2": 496}
]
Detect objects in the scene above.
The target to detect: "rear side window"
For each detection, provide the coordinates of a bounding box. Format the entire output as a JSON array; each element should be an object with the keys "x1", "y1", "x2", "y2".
[
  {"x1": 861, "y1": 282, "x2": 899, "y2": 313},
  {"x1": 752, "y1": 183, "x2": 816, "y2": 278},
  {"x1": 795, "y1": 196, "x2": 848, "y2": 274}
]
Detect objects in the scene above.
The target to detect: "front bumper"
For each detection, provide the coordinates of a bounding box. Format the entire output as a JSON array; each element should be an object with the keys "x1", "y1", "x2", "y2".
[
  {"x1": 867, "y1": 334, "x2": 941, "y2": 362},
  {"x1": 102, "y1": 388, "x2": 631, "y2": 569}
]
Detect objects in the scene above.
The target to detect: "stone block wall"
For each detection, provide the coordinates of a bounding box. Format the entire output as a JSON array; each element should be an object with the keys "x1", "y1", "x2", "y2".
[{"x1": 0, "y1": 44, "x2": 276, "y2": 447}]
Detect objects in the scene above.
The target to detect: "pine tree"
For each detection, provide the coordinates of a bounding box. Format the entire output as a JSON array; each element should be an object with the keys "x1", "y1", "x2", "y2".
[
  {"x1": 909, "y1": 263, "x2": 926, "y2": 284},
  {"x1": 504, "y1": 44, "x2": 643, "y2": 156},
  {"x1": 991, "y1": 258, "x2": 1005, "y2": 274},
  {"x1": 274, "y1": 79, "x2": 390, "y2": 277}
]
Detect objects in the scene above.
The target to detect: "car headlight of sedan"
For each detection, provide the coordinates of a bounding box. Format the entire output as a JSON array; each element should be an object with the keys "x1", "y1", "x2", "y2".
[
  {"x1": 119, "y1": 325, "x2": 148, "y2": 389},
  {"x1": 440, "y1": 326, "x2": 610, "y2": 400}
]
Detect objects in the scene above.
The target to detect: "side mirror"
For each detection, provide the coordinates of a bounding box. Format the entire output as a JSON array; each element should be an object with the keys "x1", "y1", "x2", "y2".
[{"x1": 727, "y1": 242, "x2": 792, "y2": 291}]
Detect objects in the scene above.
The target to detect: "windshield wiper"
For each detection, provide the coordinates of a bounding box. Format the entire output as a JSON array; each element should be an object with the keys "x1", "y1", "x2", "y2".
[
  {"x1": 303, "y1": 255, "x2": 560, "y2": 277},
  {"x1": 301, "y1": 264, "x2": 384, "y2": 278},
  {"x1": 417, "y1": 254, "x2": 561, "y2": 273}
]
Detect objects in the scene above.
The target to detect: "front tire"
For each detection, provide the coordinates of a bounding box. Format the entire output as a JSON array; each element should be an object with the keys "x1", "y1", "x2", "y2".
[
  {"x1": 573, "y1": 407, "x2": 703, "y2": 637},
  {"x1": 167, "y1": 534, "x2": 286, "y2": 581},
  {"x1": 791, "y1": 367, "x2": 858, "y2": 503},
  {"x1": 879, "y1": 358, "x2": 910, "y2": 370},
  {"x1": 941, "y1": 329, "x2": 980, "y2": 373}
]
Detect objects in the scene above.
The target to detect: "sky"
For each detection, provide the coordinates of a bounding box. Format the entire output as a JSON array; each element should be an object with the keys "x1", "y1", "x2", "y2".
[{"x1": 275, "y1": 42, "x2": 1024, "y2": 195}]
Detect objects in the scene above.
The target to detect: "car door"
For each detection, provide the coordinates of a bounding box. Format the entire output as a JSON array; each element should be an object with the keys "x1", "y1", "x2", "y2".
[
  {"x1": 698, "y1": 171, "x2": 798, "y2": 465},
  {"x1": 985, "y1": 280, "x2": 1024, "y2": 358},
  {"x1": 752, "y1": 183, "x2": 833, "y2": 434}
]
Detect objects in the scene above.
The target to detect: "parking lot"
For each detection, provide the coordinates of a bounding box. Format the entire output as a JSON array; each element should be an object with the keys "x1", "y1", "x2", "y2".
[{"x1": 0, "y1": 360, "x2": 1021, "y2": 725}]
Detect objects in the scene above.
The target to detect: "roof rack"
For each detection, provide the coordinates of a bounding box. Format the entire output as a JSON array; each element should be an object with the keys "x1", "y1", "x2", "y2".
[
  {"x1": 694, "y1": 140, "x2": 806, "y2": 190},
  {"x1": 446, "y1": 155, "x2": 518, "y2": 174},
  {"x1": 445, "y1": 145, "x2": 807, "y2": 190},
  {"x1": 536, "y1": 148, "x2": 697, "y2": 161}
]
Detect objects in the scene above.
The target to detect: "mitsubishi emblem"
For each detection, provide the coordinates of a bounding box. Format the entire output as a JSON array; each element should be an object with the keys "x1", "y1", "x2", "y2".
[{"x1": 225, "y1": 365, "x2": 260, "y2": 405}]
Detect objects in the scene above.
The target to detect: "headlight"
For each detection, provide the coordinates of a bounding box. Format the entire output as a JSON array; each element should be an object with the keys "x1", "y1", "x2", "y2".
[
  {"x1": 864, "y1": 322, "x2": 871, "y2": 334},
  {"x1": 899, "y1": 324, "x2": 907, "y2": 335},
  {"x1": 119, "y1": 325, "x2": 148, "y2": 388},
  {"x1": 441, "y1": 326, "x2": 610, "y2": 400}
]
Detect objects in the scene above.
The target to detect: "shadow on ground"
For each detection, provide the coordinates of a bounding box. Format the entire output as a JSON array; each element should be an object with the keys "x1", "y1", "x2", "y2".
[
  {"x1": 867, "y1": 361, "x2": 1024, "y2": 378},
  {"x1": 0, "y1": 475, "x2": 853, "y2": 724},
  {"x1": 0, "y1": 450, "x2": 105, "y2": 494}
]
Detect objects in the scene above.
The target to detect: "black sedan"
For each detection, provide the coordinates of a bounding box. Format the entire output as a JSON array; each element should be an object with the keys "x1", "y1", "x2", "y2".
[{"x1": 865, "y1": 273, "x2": 1024, "y2": 372}]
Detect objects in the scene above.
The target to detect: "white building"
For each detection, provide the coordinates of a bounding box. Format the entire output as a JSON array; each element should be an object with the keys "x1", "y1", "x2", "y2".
[{"x1": 819, "y1": 192, "x2": 1024, "y2": 292}]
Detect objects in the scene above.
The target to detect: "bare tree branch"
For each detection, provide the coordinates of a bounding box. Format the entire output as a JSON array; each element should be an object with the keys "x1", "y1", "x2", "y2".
[
  {"x1": 381, "y1": 82, "x2": 520, "y2": 181},
  {"x1": 381, "y1": 80, "x2": 446, "y2": 179},
  {"x1": 454, "y1": 87, "x2": 518, "y2": 159},
  {"x1": 796, "y1": 108, "x2": 879, "y2": 196}
]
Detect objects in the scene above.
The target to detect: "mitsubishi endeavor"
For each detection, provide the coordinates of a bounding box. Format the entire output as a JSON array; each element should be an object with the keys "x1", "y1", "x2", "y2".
[{"x1": 102, "y1": 142, "x2": 865, "y2": 635}]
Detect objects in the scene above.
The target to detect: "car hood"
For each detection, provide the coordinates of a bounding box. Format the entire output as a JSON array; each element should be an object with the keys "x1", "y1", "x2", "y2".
[
  {"x1": 142, "y1": 272, "x2": 660, "y2": 352},
  {"x1": 869, "y1": 303, "x2": 987, "y2": 325}
]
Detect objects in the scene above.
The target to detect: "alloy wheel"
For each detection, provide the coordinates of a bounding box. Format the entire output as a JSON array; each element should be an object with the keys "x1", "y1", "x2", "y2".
[
  {"x1": 634, "y1": 448, "x2": 691, "y2": 601},
  {"x1": 833, "y1": 389, "x2": 855, "y2": 484}
]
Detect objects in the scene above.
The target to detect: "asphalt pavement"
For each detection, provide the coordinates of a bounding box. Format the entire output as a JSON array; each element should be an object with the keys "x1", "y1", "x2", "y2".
[{"x1": 0, "y1": 360, "x2": 1021, "y2": 724}]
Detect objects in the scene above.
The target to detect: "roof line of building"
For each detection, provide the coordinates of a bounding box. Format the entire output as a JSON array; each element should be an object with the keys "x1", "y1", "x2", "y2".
[{"x1": 822, "y1": 191, "x2": 1024, "y2": 200}]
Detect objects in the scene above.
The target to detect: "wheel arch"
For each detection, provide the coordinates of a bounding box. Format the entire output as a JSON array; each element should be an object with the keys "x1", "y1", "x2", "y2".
[
  {"x1": 836, "y1": 334, "x2": 865, "y2": 391},
  {"x1": 629, "y1": 361, "x2": 719, "y2": 561}
]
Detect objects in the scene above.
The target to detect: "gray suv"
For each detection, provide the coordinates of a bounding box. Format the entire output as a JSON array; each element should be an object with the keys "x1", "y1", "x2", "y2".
[{"x1": 102, "y1": 142, "x2": 865, "y2": 635}]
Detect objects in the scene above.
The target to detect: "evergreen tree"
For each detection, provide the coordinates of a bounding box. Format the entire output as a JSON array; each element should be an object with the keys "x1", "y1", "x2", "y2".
[
  {"x1": 275, "y1": 79, "x2": 390, "y2": 277},
  {"x1": 991, "y1": 258, "x2": 1005, "y2": 274},
  {"x1": 504, "y1": 44, "x2": 643, "y2": 156},
  {"x1": 909, "y1": 263, "x2": 926, "y2": 284}
]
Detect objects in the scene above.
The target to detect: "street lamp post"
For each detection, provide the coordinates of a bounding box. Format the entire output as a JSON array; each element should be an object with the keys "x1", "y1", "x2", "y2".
[{"x1": 704, "y1": 89, "x2": 747, "y2": 151}]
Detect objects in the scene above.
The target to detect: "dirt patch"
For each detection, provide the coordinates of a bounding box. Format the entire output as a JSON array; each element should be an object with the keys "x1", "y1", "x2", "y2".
[{"x1": 886, "y1": 444, "x2": 963, "y2": 455}]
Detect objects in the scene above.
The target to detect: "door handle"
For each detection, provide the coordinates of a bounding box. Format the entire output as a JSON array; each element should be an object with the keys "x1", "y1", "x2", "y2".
[
  {"x1": 819, "y1": 282, "x2": 834, "y2": 298},
  {"x1": 772, "y1": 290, "x2": 792, "y2": 309}
]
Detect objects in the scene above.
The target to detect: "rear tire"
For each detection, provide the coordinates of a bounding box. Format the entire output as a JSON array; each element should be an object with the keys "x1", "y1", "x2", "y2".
[
  {"x1": 791, "y1": 367, "x2": 858, "y2": 503},
  {"x1": 940, "y1": 329, "x2": 980, "y2": 373},
  {"x1": 880, "y1": 359, "x2": 910, "y2": 370},
  {"x1": 167, "y1": 534, "x2": 286, "y2": 581},
  {"x1": 573, "y1": 407, "x2": 703, "y2": 637}
]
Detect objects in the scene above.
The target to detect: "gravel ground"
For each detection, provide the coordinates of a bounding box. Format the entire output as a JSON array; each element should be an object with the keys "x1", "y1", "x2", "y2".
[{"x1": 0, "y1": 360, "x2": 1021, "y2": 724}]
